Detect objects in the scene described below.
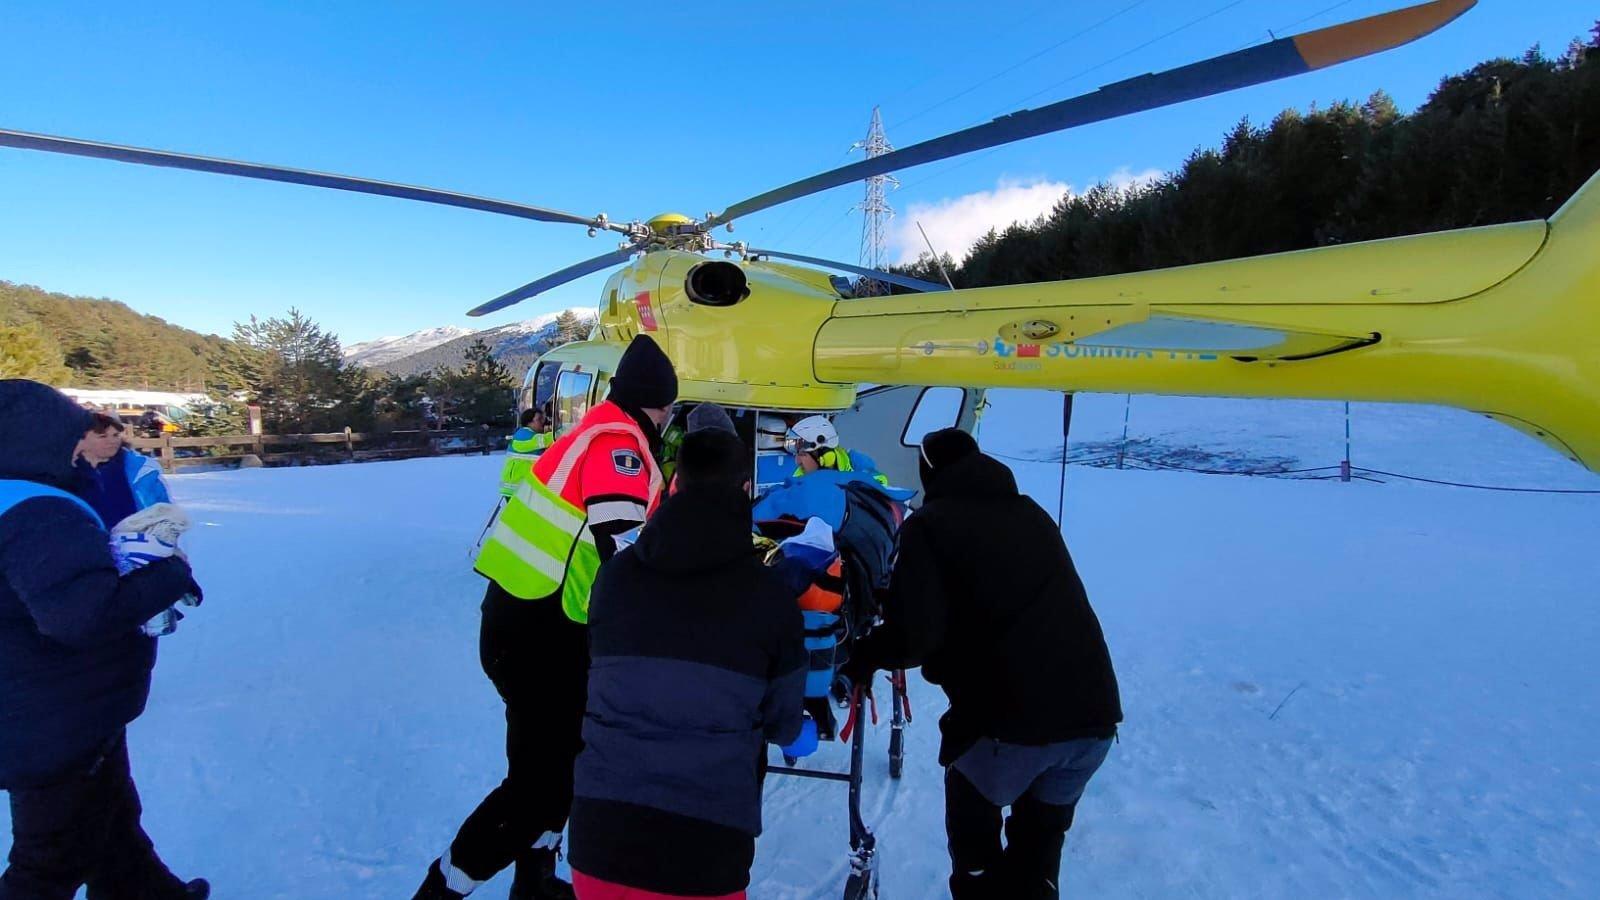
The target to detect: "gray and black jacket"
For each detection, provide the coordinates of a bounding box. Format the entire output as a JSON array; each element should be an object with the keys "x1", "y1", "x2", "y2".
[{"x1": 569, "y1": 484, "x2": 806, "y2": 896}]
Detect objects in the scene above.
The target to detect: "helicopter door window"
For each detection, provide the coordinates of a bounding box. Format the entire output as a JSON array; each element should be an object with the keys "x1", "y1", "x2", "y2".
[
  {"x1": 554, "y1": 371, "x2": 593, "y2": 432},
  {"x1": 900, "y1": 387, "x2": 966, "y2": 446},
  {"x1": 531, "y1": 362, "x2": 560, "y2": 414}
]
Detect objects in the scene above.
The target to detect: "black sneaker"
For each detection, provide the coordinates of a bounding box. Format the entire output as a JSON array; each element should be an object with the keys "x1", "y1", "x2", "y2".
[{"x1": 509, "y1": 847, "x2": 575, "y2": 900}]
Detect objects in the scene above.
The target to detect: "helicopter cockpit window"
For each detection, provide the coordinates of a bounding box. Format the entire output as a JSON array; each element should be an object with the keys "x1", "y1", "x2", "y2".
[
  {"x1": 900, "y1": 387, "x2": 965, "y2": 446},
  {"x1": 554, "y1": 371, "x2": 593, "y2": 432},
  {"x1": 529, "y1": 362, "x2": 559, "y2": 415}
]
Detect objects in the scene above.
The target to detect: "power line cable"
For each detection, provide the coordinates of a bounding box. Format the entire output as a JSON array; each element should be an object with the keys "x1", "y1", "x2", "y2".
[
  {"x1": 1229, "y1": 0, "x2": 1358, "y2": 52},
  {"x1": 865, "y1": 0, "x2": 1071, "y2": 110},
  {"x1": 761, "y1": 1, "x2": 1133, "y2": 246},
  {"x1": 1278, "y1": 0, "x2": 1359, "y2": 33},
  {"x1": 889, "y1": 0, "x2": 1250, "y2": 199},
  {"x1": 1006, "y1": 0, "x2": 1251, "y2": 111},
  {"x1": 886, "y1": 0, "x2": 1157, "y2": 135},
  {"x1": 794, "y1": 0, "x2": 1295, "y2": 253}
]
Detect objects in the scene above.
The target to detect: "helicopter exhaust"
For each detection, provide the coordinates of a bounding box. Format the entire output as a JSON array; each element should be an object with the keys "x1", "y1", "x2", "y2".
[{"x1": 685, "y1": 260, "x2": 750, "y2": 307}]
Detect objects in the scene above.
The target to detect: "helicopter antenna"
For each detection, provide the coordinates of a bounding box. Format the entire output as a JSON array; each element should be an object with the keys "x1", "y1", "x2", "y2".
[
  {"x1": 915, "y1": 220, "x2": 956, "y2": 290},
  {"x1": 851, "y1": 107, "x2": 897, "y2": 297}
]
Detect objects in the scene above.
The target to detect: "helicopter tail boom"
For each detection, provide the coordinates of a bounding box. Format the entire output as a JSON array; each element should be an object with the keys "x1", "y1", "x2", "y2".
[{"x1": 814, "y1": 169, "x2": 1600, "y2": 470}]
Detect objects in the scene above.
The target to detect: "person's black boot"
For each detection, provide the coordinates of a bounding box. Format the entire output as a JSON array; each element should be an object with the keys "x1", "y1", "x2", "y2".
[
  {"x1": 412, "y1": 859, "x2": 468, "y2": 900},
  {"x1": 1001, "y1": 797, "x2": 1076, "y2": 900},
  {"x1": 96, "y1": 859, "x2": 211, "y2": 900},
  {"x1": 508, "y1": 847, "x2": 575, "y2": 900}
]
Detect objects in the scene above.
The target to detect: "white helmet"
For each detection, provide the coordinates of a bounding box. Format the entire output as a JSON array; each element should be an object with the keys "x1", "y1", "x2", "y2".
[{"x1": 786, "y1": 415, "x2": 839, "y2": 456}]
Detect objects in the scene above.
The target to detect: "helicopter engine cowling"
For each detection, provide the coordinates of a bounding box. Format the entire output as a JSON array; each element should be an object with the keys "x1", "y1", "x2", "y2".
[{"x1": 685, "y1": 260, "x2": 750, "y2": 307}]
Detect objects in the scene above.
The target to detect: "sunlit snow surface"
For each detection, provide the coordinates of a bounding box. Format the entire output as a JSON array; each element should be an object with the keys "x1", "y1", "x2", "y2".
[{"x1": 5, "y1": 392, "x2": 1598, "y2": 898}]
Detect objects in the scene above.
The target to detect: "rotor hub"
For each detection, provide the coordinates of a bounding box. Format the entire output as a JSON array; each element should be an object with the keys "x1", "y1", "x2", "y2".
[{"x1": 647, "y1": 212, "x2": 695, "y2": 234}]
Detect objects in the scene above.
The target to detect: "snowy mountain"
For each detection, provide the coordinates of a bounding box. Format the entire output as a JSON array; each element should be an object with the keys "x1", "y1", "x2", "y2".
[
  {"x1": 357, "y1": 307, "x2": 594, "y2": 378},
  {"x1": 343, "y1": 326, "x2": 473, "y2": 367}
]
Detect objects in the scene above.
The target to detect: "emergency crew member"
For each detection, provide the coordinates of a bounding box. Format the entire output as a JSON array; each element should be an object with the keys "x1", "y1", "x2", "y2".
[
  {"x1": 567, "y1": 427, "x2": 808, "y2": 900},
  {"x1": 499, "y1": 406, "x2": 556, "y2": 498},
  {"x1": 415, "y1": 335, "x2": 678, "y2": 900},
  {"x1": 844, "y1": 428, "x2": 1121, "y2": 900},
  {"x1": 786, "y1": 415, "x2": 889, "y2": 487}
]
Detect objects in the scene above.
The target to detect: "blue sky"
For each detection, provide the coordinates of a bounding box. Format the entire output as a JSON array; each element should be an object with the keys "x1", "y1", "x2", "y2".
[{"x1": 1, "y1": 1, "x2": 1594, "y2": 344}]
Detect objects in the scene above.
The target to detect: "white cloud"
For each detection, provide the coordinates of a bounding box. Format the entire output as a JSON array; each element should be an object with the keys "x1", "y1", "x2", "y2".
[
  {"x1": 1107, "y1": 166, "x2": 1164, "y2": 192},
  {"x1": 888, "y1": 166, "x2": 1167, "y2": 265},
  {"x1": 889, "y1": 177, "x2": 1069, "y2": 265}
]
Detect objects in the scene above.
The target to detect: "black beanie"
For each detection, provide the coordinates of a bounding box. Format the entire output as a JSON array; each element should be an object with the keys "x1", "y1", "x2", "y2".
[
  {"x1": 676, "y1": 428, "x2": 749, "y2": 490},
  {"x1": 686, "y1": 402, "x2": 736, "y2": 435},
  {"x1": 918, "y1": 427, "x2": 979, "y2": 489},
  {"x1": 607, "y1": 335, "x2": 678, "y2": 410}
]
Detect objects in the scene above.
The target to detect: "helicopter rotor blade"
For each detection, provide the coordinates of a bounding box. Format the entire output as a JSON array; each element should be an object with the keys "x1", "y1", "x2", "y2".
[
  {"x1": 748, "y1": 248, "x2": 950, "y2": 293},
  {"x1": 468, "y1": 244, "x2": 642, "y2": 317},
  {"x1": 0, "y1": 128, "x2": 618, "y2": 230},
  {"x1": 711, "y1": 0, "x2": 1474, "y2": 225}
]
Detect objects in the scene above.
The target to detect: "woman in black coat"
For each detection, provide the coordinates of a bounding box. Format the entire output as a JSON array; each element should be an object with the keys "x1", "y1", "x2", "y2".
[{"x1": 0, "y1": 380, "x2": 208, "y2": 900}]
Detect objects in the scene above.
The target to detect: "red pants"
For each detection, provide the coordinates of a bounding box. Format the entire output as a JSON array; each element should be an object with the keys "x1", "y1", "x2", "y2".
[{"x1": 572, "y1": 869, "x2": 746, "y2": 900}]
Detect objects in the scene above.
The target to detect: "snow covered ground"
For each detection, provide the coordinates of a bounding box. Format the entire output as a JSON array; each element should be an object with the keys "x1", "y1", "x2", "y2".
[{"x1": 5, "y1": 392, "x2": 1599, "y2": 898}]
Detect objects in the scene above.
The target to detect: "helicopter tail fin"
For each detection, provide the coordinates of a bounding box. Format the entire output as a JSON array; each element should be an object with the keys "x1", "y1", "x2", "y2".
[{"x1": 1468, "y1": 166, "x2": 1600, "y2": 468}]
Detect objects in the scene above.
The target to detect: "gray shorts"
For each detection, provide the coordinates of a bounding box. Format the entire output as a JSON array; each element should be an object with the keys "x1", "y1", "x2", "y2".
[{"x1": 950, "y1": 735, "x2": 1113, "y2": 808}]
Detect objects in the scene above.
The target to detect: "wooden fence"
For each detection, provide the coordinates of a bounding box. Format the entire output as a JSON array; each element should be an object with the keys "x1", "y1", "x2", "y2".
[{"x1": 128, "y1": 427, "x2": 511, "y2": 473}]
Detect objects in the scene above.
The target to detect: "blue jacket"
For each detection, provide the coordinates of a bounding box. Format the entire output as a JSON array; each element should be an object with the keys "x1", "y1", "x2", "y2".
[
  {"x1": 75, "y1": 446, "x2": 170, "y2": 527},
  {"x1": 569, "y1": 485, "x2": 806, "y2": 896},
  {"x1": 0, "y1": 380, "x2": 197, "y2": 788},
  {"x1": 752, "y1": 468, "x2": 916, "y2": 531}
]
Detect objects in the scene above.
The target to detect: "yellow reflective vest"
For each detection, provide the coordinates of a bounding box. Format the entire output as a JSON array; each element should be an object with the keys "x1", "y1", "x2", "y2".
[
  {"x1": 476, "y1": 404, "x2": 663, "y2": 623},
  {"x1": 793, "y1": 446, "x2": 891, "y2": 487},
  {"x1": 498, "y1": 427, "x2": 556, "y2": 498}
]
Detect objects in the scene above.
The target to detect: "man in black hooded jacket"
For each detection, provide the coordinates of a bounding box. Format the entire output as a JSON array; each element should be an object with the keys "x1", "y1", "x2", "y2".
[
  {"x1": 845, "y1": 427, "x2": 1121, "y2": 900},
  {"x1": 0, "y1": 379, "x2": 208, "y2": 899},
  {"x1": 567, "y1": 427, "x2": 806, "y2": 899}
]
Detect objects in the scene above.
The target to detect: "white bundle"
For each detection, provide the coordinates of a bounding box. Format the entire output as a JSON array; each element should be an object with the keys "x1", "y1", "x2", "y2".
[{"x1": 110, "y1": 503, "x2": 191, "y2": 576}]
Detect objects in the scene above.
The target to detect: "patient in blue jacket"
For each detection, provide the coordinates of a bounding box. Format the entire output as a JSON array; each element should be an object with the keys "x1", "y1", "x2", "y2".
[{"x1": 0, "y1": 380, "x2": 209, "y2": 900}]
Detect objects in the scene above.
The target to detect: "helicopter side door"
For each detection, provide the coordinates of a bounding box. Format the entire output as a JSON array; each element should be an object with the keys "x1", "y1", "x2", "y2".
[{"x1": 831, "y1": 386, "x2": 983, "y2": 507}]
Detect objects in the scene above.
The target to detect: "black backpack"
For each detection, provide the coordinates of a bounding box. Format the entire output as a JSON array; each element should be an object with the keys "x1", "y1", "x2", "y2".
[{"x1": 834, "y1": 481, "x2": 907, "y2": 631}]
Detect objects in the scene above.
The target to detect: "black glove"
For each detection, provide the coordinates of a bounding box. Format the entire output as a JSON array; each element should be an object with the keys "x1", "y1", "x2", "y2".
[{"x1": 179, "y1": 574, "x2": 204, "y2": 607}]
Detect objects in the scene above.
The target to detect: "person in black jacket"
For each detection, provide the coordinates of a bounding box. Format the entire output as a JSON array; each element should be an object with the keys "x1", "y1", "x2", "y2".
[
  {"x1": 845, "y1": 427, "x2": 1121, "y2": 900},
  {"x1": 567, "y1": 427, "x2": 807, "y2": 900},
  {"x1": 0, "y1": 380, "x2": 208, "y2": 900}
]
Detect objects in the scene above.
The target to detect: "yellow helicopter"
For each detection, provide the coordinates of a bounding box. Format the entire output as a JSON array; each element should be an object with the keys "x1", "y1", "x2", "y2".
[{"x1": 6, "y1": 0, "x2": 1596, "y2": 489}]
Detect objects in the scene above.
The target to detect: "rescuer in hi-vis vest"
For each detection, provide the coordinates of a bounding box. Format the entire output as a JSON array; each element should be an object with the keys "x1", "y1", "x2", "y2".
[
  {"x1": 786, "y1": 415, "x2": 890, "y2": 488},
  {"x1": 499, "y1": 405, "x2": 556, "y2": 498},
  {"x1": 416, "y1": 335, "x2": 677, "y2": 900}
]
